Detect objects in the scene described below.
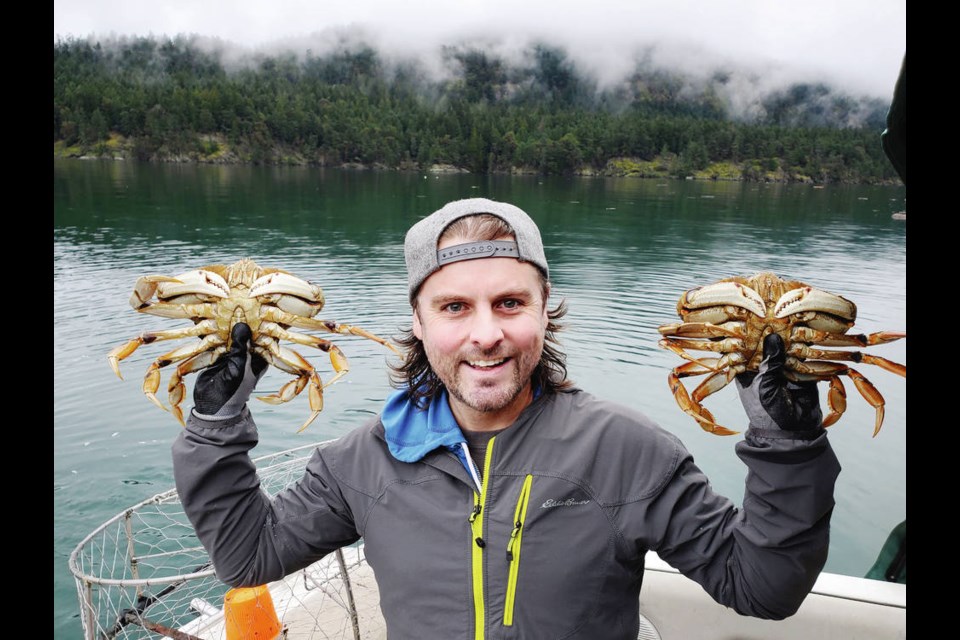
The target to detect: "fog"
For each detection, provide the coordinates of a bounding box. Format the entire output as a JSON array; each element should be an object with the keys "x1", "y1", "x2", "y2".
[{"x1": 54, "y1": 1, "x2": 906, "y2": 99}]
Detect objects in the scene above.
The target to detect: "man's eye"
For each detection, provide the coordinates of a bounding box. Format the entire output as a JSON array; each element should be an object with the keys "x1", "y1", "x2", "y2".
[
  {"x1": 444, "y1": 302, "x2": 464, "y2": 313},
  {"x1": 501, "y1": 299, "x2": 520, "y2": 309}
]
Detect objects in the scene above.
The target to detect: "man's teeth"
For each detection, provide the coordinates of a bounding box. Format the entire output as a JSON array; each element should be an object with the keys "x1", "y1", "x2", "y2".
[{"x1": 468, "y1": 358, "x2": 506, "y2": 368}]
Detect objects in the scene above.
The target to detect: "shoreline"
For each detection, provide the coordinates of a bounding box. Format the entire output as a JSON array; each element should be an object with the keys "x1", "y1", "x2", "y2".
[{"x1": 54, "y1": 138, "x2": 905, "y2": 187}]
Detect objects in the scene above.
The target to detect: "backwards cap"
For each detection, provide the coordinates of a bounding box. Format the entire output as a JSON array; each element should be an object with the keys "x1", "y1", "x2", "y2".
[{"x1": 404, "y1": 198, "x2": 549, "y2": 301}]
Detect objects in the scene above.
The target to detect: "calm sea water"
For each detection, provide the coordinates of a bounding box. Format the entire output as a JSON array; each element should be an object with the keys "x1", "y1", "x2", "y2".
[{"x1": 54, "y1": 159, "x2": 907, "y2": 638}]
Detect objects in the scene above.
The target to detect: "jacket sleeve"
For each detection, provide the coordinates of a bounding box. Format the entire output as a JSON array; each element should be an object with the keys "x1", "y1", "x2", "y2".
[
  {"x1": 644, "y1": 427, "x2": 841, "y2": 620},
  {"x1": 171, "y1": 407, "x2": 361, "y2": 587}
]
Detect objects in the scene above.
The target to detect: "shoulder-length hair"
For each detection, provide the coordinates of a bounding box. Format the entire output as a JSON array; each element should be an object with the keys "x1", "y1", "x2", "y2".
[{"x1": 389, "y1": 213, "x2": 573, "y2": 408}]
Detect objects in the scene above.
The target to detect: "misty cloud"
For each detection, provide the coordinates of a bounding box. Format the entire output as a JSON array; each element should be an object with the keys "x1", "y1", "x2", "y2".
[{"x1": 54, "y1": 0, "x2": 905, "y2": 99}]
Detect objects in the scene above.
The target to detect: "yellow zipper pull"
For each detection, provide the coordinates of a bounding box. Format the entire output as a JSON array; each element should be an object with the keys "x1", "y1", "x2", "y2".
[
  {"x1": 506, "y1": 520, "x2": 523, "y2": 561},
  {"x1": 469, "y1": 502, "x2": 482, "y2": 523}
]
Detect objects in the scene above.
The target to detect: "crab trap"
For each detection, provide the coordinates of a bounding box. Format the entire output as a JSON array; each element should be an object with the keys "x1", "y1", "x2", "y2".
[{"x1": 69, "y1": 441, "x2": 386, "y2": 640}]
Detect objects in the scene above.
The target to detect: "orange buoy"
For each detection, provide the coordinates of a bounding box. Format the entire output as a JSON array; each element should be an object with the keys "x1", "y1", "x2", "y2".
[{"x1": 223, "y1": 585, "x2": 282, "y2": 639}]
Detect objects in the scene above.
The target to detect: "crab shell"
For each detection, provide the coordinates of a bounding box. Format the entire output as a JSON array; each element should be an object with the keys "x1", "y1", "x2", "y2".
[
  {"x1": 108, "y1": 258, "x2": 399, "y2": 432},
  {"x1": 657, "y1": 272, "x2": 906, "y2": 437}
]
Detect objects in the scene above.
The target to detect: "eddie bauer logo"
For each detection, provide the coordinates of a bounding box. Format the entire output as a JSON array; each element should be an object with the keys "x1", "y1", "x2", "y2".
[{"x1": 541, "y1": 497, "x2": 591, "y2": 509}]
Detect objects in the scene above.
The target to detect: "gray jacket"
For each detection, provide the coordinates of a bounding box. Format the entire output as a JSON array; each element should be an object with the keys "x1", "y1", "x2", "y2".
[{"x1": 172, "y1": 388, "x2": 840, "y2": 639}]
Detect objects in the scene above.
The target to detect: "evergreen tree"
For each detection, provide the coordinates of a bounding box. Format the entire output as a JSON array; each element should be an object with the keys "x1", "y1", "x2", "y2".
[{"x1": 53, "y1": 35, "x2": 896, "y2": 184}]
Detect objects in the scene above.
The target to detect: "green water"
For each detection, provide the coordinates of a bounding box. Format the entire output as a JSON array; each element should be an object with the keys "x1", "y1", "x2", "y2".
[{"x1": 54, "y1": 159, "x2": 906, "y2": 638}]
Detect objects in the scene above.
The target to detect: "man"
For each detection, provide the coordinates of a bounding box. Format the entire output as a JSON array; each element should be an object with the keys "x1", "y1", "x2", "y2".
[
  {"x1": 881, "y1": 53, "x2": 905, "y2": 188},
  {"x1": 173, "y1": 197, "x2": 839, "y2": 639}
]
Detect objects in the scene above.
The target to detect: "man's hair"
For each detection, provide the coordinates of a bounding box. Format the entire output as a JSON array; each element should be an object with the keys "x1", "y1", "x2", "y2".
[{"x1": 389, "y1": 213, "x2": 572, "y2": 407}]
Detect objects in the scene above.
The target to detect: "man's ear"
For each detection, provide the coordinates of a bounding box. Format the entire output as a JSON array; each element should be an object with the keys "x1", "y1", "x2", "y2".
[
  {"x1": 541, "y1": 283, "x2": 551, "y2": 326},
  {"x1": 412, "y1": 306, "x2": 423, "y2": 340}
]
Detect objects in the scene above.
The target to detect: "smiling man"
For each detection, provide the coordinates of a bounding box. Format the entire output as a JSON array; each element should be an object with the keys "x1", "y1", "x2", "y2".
[
  {"x1": 173, "y1": 197, "x2": 841, "y2": 639},
  {"x1": 403, "y1": 204, "x2": 556, "y2": 429}
]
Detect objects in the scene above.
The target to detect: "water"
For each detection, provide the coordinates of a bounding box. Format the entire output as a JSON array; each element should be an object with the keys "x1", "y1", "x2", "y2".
[{"x1": 54, "y1": 159, "x2": 907, "y2": 638}]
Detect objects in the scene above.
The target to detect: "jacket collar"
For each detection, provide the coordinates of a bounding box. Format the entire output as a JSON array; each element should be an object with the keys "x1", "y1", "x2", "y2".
[
  {"x1": 380, "y1": 385, "x2": 548, "y2": 464},
  {"x1": 381, "y1": 387, "x2": 465, "y2": 463}
]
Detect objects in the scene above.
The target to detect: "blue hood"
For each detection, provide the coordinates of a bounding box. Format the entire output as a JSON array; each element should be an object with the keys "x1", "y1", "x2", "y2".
[
  {"x1": 381, "y1": 385, "x2": 541, "y2": 493},
  {"x1": 381, "y1": 387, "x2": 465, "y2": 463}
]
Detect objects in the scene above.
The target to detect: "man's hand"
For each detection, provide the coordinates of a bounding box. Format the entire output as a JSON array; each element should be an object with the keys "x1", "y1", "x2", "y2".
[
  {"x1": 736, "y1": 333, "x2": 822, "y2": 431},
  {"x1": 193, "y1": 322, "x2": 268, "y2": 420}
]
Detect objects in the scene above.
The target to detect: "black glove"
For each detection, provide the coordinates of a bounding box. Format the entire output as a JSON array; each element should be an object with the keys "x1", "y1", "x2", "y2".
[
  {"x1": 193, "y1": 322, "x2": 268, "y2": 420},
  {"x1": 735, "y1": 333, "x2": 822, "y2": 431}
]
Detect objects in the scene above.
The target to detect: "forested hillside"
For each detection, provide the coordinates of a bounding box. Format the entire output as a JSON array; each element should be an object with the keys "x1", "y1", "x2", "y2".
[{"x1": 54, "y1": 35, "x2": 900, "y2": 183}]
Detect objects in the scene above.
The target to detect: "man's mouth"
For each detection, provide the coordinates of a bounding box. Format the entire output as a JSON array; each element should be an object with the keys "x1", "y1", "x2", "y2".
[{"x1": 466, "y1": 357, "x2": 510, "y2": 369}]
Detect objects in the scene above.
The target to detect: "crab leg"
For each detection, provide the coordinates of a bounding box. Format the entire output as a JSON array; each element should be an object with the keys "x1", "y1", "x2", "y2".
[
  {"x1": 141, "y1": 336, "x2": 227, "y2": 412},
  {"x1": 667, "y1": 371, "x2": 738, "y2": 435},
  {"x1": 669, "y1": 360, "x2": 718, "y2": 378},
  {"x1": 659, "y1": 337, "x2": 744, "y2": 353},
  {"x1": 657, "y1": 338, "x2": 747, "y2": 373},
  {"x1": 788, "y1": 345, "x2": 906, "y2": 377},
  {"x1": 822, "y1": 377, "x2": 848, "y2": 429},
  {"x1": 691, "y1": 368, "x2": 743, "y2": 403},
  {"x1": 260, "y1": 294, "x2": 326, "y2": 318},
  {"x1": 258, "y1": 322, "x2": 352, "y2": 388},
  {"x1": 262, "y1": 307, "x2": 400, "y2": 355},
  {"x1": 787, "y1": 370, "x2": 849, "y2": 429},
  {"x1": 252, "y1": 334, "x2": 282, "y2": 359},
  {"x1": 108, "y1": 320, "x2": 219, "y2": 379},
  {"x1": 679, "y1": 305, "x2": 754, "y2": 325},
  {"x1": 788, "y1": 359, "x2": 887, "y2": 436},
  {"x1": 165, "y1": 350, "x2": 225, "y2": 426},
  {"x1": 845, "y1": 368, "x2": 886, "y2": 437},
  {"x1": 255, "y1": 345, "x2": 326, "y2": 433},
  {"x1": 658, "y1": 340, "x2": 719, "y2": 371},
  {"x1": 686, "y1": 363, "x2": 745, "y2": 435},
  {"x1": 255, "y1": 345, "x2": 315, "y2": 400},
  {"x1": 134, "y1": 301, "x2": 219, "y2": 321},
  {"x1": 666, "y1": 363, "x2": 741, "y2": 436},
  {"x1": 800, "y1": 312, "x2": 856, "y2": 334},
  {"x1": 791, "y1": 327, "x2": 906, "y2": 348},
  {"x1": 657, "y1": 322, "x2": 746, "y2": 339}
]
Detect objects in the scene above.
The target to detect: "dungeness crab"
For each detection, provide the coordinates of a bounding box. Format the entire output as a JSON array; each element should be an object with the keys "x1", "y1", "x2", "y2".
[
  {"x1": 657, "y1": 272, "x2": 906, "y2": 436},
  {"x1": 108, "y1": 258, "x2": 399, "y2": 432}
]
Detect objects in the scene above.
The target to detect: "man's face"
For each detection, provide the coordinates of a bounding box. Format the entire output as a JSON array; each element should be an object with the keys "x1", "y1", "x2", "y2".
[{"x1": 413, "y1": 243, "x2": 549, "y2": 430}]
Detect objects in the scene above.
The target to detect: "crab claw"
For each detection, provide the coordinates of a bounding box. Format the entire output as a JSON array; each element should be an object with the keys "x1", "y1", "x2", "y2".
[
  {"x1": 681, "y1": 282, "x2": 766, "y2": 318},
  {"x1": 129, "y1": 275, "x2": 182, "y2": 309},
  {"x1": 251, "y1": 272, "x2": 325, "y2": 303},
  {"x1": 775, "y1": 287, "x2": 856, "y2": 321},
  {"x1": 155, "y1": 269, "x2": 230, "y2": 300}
]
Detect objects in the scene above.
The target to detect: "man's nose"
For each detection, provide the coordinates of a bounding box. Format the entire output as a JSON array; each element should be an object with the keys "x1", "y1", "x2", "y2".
[{"x1": 470, "y1": 308, "x2": 504, "y2": 348}]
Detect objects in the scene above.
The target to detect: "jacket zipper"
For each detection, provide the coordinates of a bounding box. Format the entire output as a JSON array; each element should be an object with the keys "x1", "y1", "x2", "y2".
[
  {"x1": 470, "y1": 437, "x2": 497, "y2": 640},
  {"x1": 503, "y1": 474, "x2": 533, "y2": 626}
]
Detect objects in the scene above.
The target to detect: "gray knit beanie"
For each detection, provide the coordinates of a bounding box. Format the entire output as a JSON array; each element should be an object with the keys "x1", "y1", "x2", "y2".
[{"x1": 404, "y1": 198, "x2": 549, "y2": 301}]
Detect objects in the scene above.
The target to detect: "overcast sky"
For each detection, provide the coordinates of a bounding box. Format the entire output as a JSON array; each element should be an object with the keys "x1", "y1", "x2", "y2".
[{"x1": 53, "y1": 1, "x2": 906, "y2": 98}]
